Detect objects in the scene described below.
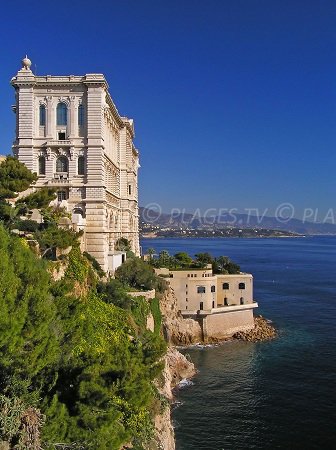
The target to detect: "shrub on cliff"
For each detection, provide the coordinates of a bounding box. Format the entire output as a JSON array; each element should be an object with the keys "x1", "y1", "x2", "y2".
[{"x1": 115, "y1": 257, "x2": 166, "y2": 292}]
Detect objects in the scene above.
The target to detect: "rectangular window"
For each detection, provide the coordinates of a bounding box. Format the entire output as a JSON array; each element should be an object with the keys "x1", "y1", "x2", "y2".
[
  {"x1": 57, "y1": 191, "x2": 67, "y2": 202},
  {"x1": 78, "y1": 104, "x2": 84, "y2": 126},
  {"x1": 197, "y1": 286, "x2": 206, "y2": 294},
  {"x1": 58, "y1": 132, "x2": 66, "y2": 140},
  {"x1": 200, "y1": 302, "x2": 204, "y2": 310},
  {"x1": 128, "y1": 184, "x2": 132, "y2": 195}
]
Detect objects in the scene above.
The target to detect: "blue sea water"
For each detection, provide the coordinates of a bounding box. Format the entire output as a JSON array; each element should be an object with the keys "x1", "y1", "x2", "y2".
[{"x1": 141, "y1": 237, "x2": 336, "y2": 450}]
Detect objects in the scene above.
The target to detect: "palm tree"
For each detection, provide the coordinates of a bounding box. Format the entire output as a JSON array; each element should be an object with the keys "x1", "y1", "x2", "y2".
[
  {"x1": 159, "y1": 250, "x2": 170, "y2": 267},
  {"x1": 147, "y1": 247, "x2": 155, "y2": 260}
]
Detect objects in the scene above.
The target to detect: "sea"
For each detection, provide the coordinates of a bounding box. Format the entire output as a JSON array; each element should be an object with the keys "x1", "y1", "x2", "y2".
[{"x1": 140, "y1": 237, "x2": 336, "y2": 450}]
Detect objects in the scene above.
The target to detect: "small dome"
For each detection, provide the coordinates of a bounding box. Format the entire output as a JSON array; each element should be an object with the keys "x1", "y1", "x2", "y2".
[{"x1": 22, "y1": 55, "x2": 32, "y2": 70}]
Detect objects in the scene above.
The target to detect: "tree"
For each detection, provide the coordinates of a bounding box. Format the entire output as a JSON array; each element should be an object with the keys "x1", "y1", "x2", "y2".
[
  {"x1": 195, "y1": 252, "x2": 213, "y2": 268},
  {"x1": 0, "y1": 156, "x2": 37, "y2": 199},
  {"x1": 147, "y1": 247, "x2": 156, "y2": 260},
  {"x1": 115, "y1": 237, "x2": 131, "y2": 252},
  {"x1": 213, "y1": 255, "x2": 241, "y2": 274},
  {"x1": 158, "y1": 250, "x2": 170, "y2": 267},
  {"x1": 174, "y1": 252, "x2": 193, "y2": 267},
  {"x1": 17, "y1": 188, "x2": 56, "y2": 210},
  {"x1": 115, "y1": 257, "x2": 166, "y2": 292}
]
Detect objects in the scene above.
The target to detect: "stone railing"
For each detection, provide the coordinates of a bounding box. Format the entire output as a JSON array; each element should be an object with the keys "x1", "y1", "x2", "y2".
[{"x1": 127, "y1": 289, "x2": 156, "y2": 300}]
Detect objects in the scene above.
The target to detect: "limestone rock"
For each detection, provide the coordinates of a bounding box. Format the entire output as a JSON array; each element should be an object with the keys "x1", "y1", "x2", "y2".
[
  {"x1": 233, "y1": 315, "x2": 277, "y2": 342},
  {"x1": 159, "y1": 287, "x2": 202, "y2": 345}
]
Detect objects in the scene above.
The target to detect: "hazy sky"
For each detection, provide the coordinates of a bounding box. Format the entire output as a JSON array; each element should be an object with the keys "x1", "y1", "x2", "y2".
[{"x1": 2, "y1": 0, "x2": 336, "y2": 220}]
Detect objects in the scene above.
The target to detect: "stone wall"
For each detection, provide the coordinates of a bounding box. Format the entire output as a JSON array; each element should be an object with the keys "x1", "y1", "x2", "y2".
[
  {"x1": 204, "y1": 309, "x2": 254, "y2": 340},
  {"x1": 128, "y1": 289, "x2": 156, "y2": 300}
]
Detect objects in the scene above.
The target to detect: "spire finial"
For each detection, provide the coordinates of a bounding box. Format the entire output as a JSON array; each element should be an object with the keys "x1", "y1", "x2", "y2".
[{"x1": 22, "y1": 55, "x2": 32, "y2": 71}]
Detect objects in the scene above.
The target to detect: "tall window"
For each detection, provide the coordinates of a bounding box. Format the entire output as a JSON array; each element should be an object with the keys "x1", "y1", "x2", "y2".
[
  {"x1": 56, "y1": 156, "x2": 68, "y2": 173},
  {"x1": 78, "y1": 156, "x2": 85, "y2": 175},
  {"x1": 211, "y1": 285, "x2": 216, "y2": 293},
  {"x1": 38, "y1": 156, "x2": 46, "y2": 175},
  {"x1": 239, "y1": 283, "x2": 246, "y2": 290},
  {"x1": 57, "y1": 103, "x2": 67, "y2": 126},
  {"x1": 39, "y1": 105, "x2": 46, "y2": 126},
  {"x1": 78, "y1": 104, "x2": 84, "y2": 126},
  {"x1": 240, "y1": 297, "x2": 245, "y2": 305}
]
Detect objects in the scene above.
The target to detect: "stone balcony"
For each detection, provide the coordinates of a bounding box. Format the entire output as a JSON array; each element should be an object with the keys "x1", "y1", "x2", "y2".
[
  {"x1": 181, "y1": 301, "x2": 259, "y2": 317},
  {"x1": 47, "y1": 173, "x2": 70, "y2": 185},
  {"x1": 45, "y1": 139, "x2": 72, "y2": 147}
]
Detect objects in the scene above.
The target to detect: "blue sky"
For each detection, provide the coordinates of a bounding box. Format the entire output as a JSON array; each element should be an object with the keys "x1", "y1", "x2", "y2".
[{"x1": 1, "y1": 0, "x2": 336, "y2": 220}]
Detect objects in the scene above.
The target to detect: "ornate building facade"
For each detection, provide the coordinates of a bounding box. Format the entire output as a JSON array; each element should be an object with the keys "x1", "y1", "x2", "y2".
[{"x1": 11, "y1": 56, "x2": 140, "y2": 273}]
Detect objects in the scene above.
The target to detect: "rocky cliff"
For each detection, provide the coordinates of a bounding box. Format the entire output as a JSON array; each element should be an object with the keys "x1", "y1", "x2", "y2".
[
  {"x1": 151, "y1": 288, "x2": 200, "y2": 449},
  {"x1": 159, "y1": 287, "x2": 203, "y2": 345}
]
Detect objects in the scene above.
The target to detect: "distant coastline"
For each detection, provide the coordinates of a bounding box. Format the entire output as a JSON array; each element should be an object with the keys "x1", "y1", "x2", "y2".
[{"x1": 140, "y1": 229, "x2": 305, "y2": 239}]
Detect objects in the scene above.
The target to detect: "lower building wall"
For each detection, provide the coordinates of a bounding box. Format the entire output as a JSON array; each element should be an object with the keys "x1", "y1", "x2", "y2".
[{"x1": 203, "y1": 309, "x2": 254, "y2": 340}]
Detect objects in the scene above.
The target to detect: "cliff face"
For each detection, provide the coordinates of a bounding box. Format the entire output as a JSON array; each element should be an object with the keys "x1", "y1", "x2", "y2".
[
  {"x1": 159, "y1": 287, "x2": 203, "y2": 345},
  {"x1": 151, "y1": 288, "x2": 200, "y2": 449},
  {"x1": 153, "y1": 347, "x2": 196, "y2": 450}
]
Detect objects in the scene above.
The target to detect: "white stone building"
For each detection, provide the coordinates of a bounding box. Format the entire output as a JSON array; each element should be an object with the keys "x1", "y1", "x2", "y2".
[{"x1": 11, "y1": 56, "x2": 140, "y2": 273}]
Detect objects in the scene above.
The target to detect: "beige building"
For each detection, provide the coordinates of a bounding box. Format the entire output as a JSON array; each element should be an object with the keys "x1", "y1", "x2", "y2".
[
  {"x1": 156, "y1": 266, "x2": 258, "y2": 339},
  {"x1": 11, "y1": 56, "x2": 140, "y2": 273}
]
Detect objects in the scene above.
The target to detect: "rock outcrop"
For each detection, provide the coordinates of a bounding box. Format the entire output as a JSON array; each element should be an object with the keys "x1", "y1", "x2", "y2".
[
  {"x1": 159, "y1": 287, "x2": 202, "y2": 345},
  {"x1": 153, "y1": 347, "x2": 196, "y2": 450},
  {"x1": 233, "y1": 315, "x2": 277, "y2": 342}
]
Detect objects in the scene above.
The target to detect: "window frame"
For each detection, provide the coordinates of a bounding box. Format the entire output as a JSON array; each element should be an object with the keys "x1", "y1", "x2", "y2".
[
  {"x1": 39, "y1": 105, "x2": 46, "y2": 126},
  {"x1": 78, "y1": 156, "x2": 85, "y2": 175},
  {"x1": 56, "y1": 156, "x2": 68, "y2": 173},
  {"x1": 57, "y1": 190, "x2": 67, "y2": 202},
  {"x1": 78, "y1": 104, "x2": 84, "y2": 127},
  {"x1": 56, "y1": 102, "x2": 68, "y2": 126},
  {"x1": 38, "y1": 156, "x2": 46, "y2": 175}
]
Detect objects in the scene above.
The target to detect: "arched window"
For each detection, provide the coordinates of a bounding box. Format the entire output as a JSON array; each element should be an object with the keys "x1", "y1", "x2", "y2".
[
  {"x1": 38, "y1": 156, "x2": 46, "y2": 175},
  {"x1": 239, "y1": 283, "x2": 246, "y2": 290},
  {"x1": 222, "y1": 282, "x2": 229, "y2": 290},
  {"x1": 56, "y1": 156, "x2": 68, "y2": 173},
  {"x1": 56, "y1": 103, "x2": 67, "y2": 126},
  {"x1": 39, "y1": 105, "x2": 46, "y2": 126},
  {"x1": 78, "y1": 104, "x2": 84, "y2": 126},
  {"x1": 78, "y1": 156, "x2": 85, "y2": 175},
  {"x1": 57, "y1": 191, "x2": 67, "y2": 202}
]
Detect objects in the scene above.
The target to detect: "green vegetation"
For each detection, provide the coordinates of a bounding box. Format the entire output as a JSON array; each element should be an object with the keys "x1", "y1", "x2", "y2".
[
  {"x1": 115, "y1": 257, "x2": 166, "y2": 292},
  {"x1": 0, "y1": 224, "x2": 166, "y2": 449},
  {"x1": 147, "y1": 249, "x2": 241, "y2": 274},
  {"x1": 0, "y1": 158, "x2": 167, "y2": 449},
  {"x1": 0, "y1": 156, "x2": 37, "y2": 199}
]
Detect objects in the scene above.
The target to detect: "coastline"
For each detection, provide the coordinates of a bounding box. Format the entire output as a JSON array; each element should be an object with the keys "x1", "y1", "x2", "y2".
[{"x1": 154, "y1": 287, "x2": 277, "y2": 449}]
